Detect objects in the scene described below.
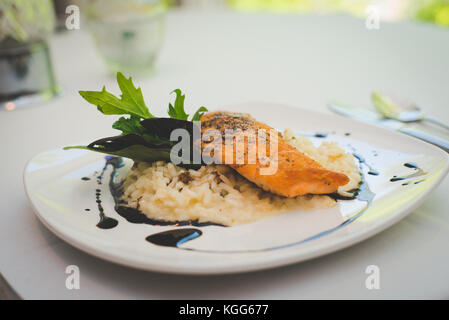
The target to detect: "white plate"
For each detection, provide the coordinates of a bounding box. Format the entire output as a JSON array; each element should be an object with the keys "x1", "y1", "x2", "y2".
[{"x1": 24, "y1": 103, "x2": 449, "y2": 274}]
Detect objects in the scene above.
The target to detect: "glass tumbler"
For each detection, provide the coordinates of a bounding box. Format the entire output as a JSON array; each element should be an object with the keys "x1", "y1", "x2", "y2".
[{"x1": 85, "y1": 0, "x2": 166, "y2": 76}]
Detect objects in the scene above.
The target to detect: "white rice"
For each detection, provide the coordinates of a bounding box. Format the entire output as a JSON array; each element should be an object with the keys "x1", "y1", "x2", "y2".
[{"x1": 121, "y1": 130, "x2": 361, "y2": 226}]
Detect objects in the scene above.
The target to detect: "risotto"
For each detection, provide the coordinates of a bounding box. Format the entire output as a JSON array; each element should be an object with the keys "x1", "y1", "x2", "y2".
[{"x1": 120, "y1": 129, "x2": 361, "y2": 226}]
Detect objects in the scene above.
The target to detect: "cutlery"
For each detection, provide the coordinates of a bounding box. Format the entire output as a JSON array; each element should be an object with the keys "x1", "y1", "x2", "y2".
[
  {"x1": 371, "y1": 91, "x2": 449, "y2": 131},
  {"x1": 328, "y1": 101, "x2": 449, "y2": 153}
]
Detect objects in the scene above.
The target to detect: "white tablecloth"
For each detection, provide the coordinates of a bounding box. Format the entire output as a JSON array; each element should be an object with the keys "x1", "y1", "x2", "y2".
[{"x1": 1, "y1": 9, "x2": 448, "y2": 299}]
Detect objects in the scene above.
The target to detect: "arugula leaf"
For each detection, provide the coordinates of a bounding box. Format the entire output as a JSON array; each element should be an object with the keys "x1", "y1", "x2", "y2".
[
  {"x1": 112, "y1": 115, "x2": 145, "y2": 136},
  {"x1": 168, "y1": 89, "x2": 189, "y2": 120},
  {"x1": 71, "y1": 73, "x2": 211, "y2": 166},
  {"x1": 79, "y1": 73, "x2": 153, "y2": 119},
  {"x1": 191, "y1": 106, "x2": 208, "y2": 121},
  {"x1": 79, "y1": 87, "x2": 144, "y2": 117},
  {"x1": 167, "y1": 103, "x2": 177, "y2": 118},
  {"x1": 80, "y1": 74, "x2": 207, "y2": 125},
  {"x1": 116, "y1": 72, "x2": 153, "y2": 118},
  {"x1": 112, "y1": 116, "x2": 181, "y2": 145},
  {"x1": 167, "y1": 89, "x2": 208, "y2": 121}
]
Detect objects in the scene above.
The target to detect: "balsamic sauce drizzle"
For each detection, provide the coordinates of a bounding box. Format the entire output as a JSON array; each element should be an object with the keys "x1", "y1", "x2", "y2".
[
  {"x1": 314, "y1": 132, "x2": 328, "y2": 138},
  {"x1": 145, "y1": 229, "x2": 202, "y2": 247},
  {"x1": 353, "y1": 153, "x2": 379, "y2": 176},
  {"x1": 390, "y1": 163, "x2": 426, "y2": 183},
  {"x1": 105, "y1": 157, "x2": 223, "y2": 227},
  {"x1": 145, "y1": 150, "x2": 376, "y2": 252},
  {"x1": 94, "y1": 156, "x2": 119, "y2": 229},
  {"x1": 298, "y1": 132, "x2": 329, "y2": 138},
  {"x1": 101, "y1": 156, "x2": 220, "y2": 247},
  {"x1": 93, "y1": 151, "x2": 378, "y2": 251},
  {"x1": 88, "y1": 129, "x2": 429, "y2": 251},
  {"x1": 328, "y1": 153, "x2": 376, "y2": 203}
]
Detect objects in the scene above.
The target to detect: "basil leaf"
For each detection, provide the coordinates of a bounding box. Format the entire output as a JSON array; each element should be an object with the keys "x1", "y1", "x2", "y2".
[
  {"x1": 140, "y1": 117, "x2": 195, "y2": 140},
  {"x1": 64, "y1": 118, "x2": 205, "y2": 168},
  {"x1": 140, "y1": 118, "x2": 203, "y2": 163},
  {"x1": 65, "y1": 145, "x2": 173, "y2": 165},
  {"x1": 64, "y1": 134, "x2": 174, "y2": 163}
]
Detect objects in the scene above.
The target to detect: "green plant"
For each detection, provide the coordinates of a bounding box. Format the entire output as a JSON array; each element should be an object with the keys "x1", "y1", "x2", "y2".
[
  {"x1": 0, "y1": 0, "x2": 55, "y2": 43},
  {"x1": 415, "y1": 0, "x2": 449, "y2": 26}
]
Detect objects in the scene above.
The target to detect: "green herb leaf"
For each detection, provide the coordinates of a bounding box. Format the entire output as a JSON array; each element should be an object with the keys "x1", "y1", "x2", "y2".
[
  {"x1": 191, "y1": 106, "x2": 208, "y2": 121},
  {"x1": 79, "y1": 87, "x2": 140, "y2": 117},
  {"x1": 64, "y1": 143, "x2": 173, "y2": 166},
  {"x1": 79, "y1": 73, "x2": 153, "y2": 119},
  {"x1": 169, "y1": 89, "x2": 189, "y2": 120},
  {"x1": 140, "y1": 117, "x2": 195, "y2": 140},
  {"x1": 64, "y1": 132, "x2": 203, "y2": 169},
  {"x1": 168, "y1": 103, "x2": 177, "y2": 118},
  {"x1": 116, "y1": 72, "x2": 153, "y2": 118},
  {"x1": 72, "y1": 74, "x2": 211, "y2": 166},
  {"x1": 112, "y1": 116, "x2": 186, "y2": 144},
  {"x1": 112, "y1": 115, "x2": 145, "y2": 136},
  {"x1": 167, "y1": 89, "x2": 208, "y2": 121}
]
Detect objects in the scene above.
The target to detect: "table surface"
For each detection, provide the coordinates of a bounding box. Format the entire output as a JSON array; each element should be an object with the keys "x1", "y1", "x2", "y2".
[{"x1": 1, "y1": 9, "x2": 449, "y2": 299}]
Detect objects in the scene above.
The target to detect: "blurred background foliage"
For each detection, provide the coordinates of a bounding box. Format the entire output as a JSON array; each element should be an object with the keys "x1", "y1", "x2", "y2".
[
  {"x1": 1, "y1": 0, "x2": 448, "y2": 45},
  {"x1": 167, "y1": 0, "x2": 449, "y2": 27},
  {"x1": 414, "y1": 0, "x2": 449, "y2": 25},
  {"x1": 226, "y1": 0, "x2": 449, "y2": 26},
  {"x1": 0, "y1": 0, "x2": 55, "y2": 43}
]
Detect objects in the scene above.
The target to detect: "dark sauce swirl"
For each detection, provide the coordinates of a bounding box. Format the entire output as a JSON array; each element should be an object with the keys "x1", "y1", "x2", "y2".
[
  {"x1": 93, "y1": 153, "x2": 376, "y2": 251},
  {"x1": 390, "y1": 163, "x2": 425, "y2": 182}
]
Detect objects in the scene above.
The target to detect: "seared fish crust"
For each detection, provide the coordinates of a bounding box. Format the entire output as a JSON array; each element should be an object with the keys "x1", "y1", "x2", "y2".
[{"x1": 200, "y1": 111, "x2": 349, "y2": 197}]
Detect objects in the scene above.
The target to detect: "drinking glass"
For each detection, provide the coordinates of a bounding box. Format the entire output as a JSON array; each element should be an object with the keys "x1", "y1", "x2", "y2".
[
  {"x1": 0, "y1": 0, "x2": 59, "y2": 110},
  {"x1": 85, "y1": 0, "x2": 166, "y2": 75}
]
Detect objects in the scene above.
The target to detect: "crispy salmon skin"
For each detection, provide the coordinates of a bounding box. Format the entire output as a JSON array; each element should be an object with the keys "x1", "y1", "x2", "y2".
[{"x1": 200, "y1": 111, "x2": 349, "y2": 197}]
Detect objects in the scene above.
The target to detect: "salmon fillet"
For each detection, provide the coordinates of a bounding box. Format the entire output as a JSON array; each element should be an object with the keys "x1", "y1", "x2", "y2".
[{"x1": 200, "y1": 111, "x2": 349, "y2": 197}]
